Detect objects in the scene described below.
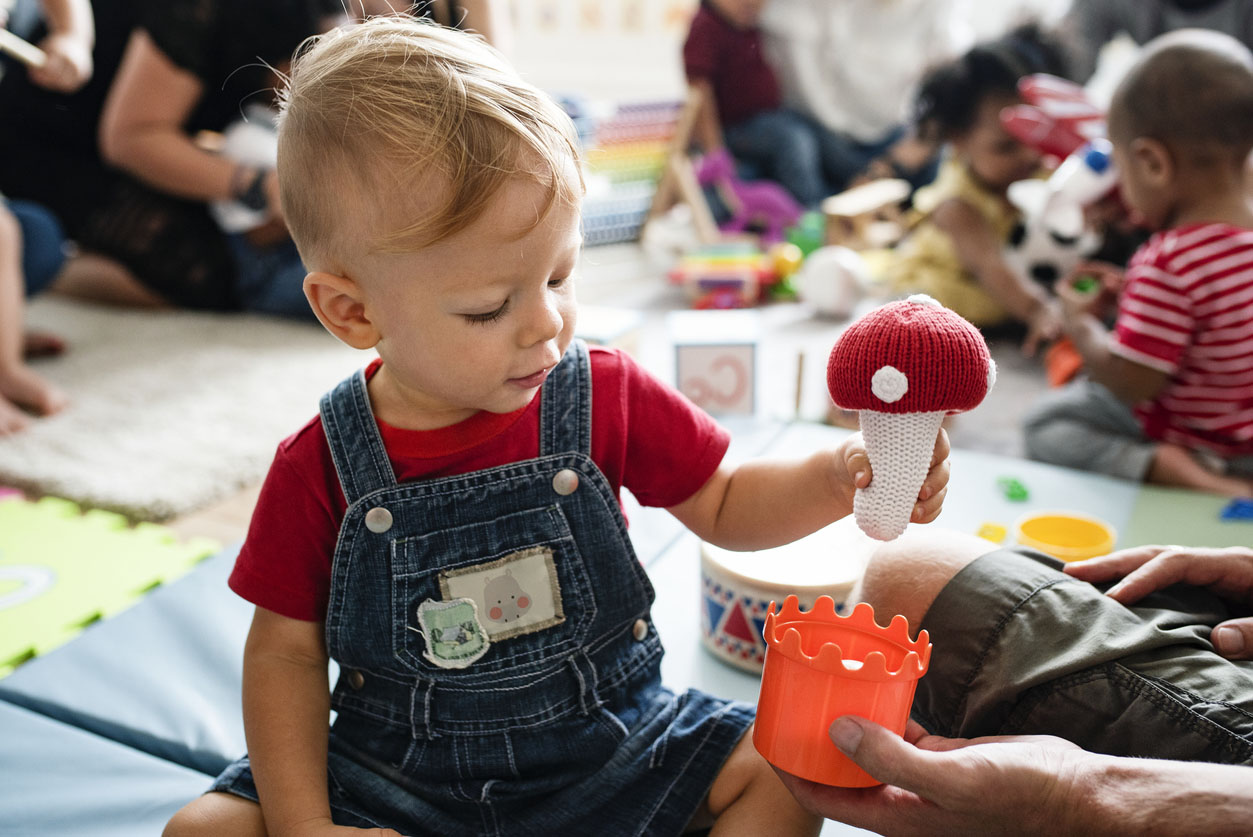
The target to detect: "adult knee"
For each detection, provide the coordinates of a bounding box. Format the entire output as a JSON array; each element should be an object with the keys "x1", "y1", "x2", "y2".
[{"x1": 855, "y1": 528, "x2": 996, "y2": 631}]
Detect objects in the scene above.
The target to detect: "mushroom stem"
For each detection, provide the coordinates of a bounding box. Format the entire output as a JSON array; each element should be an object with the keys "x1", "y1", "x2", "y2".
[{"x1": 855, "y1": 410, "x2": 945, "y2": 541}]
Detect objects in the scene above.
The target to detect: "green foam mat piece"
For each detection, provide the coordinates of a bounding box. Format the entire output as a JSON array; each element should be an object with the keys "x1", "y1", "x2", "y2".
[
  {"x1": 1123, "y1": 486, "x2": 1253, "y2": 549},
  {"x1": 0, "y1": 495, "x2": 218, "y2": 677}
]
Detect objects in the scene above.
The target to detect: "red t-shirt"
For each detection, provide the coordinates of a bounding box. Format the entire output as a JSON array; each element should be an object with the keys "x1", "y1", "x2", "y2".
[
  {"x1": 1111, "y1": 223, "x2": 1253, "y2": 456},
  {"x1": 682, "y1": 3, "x2": 782, "y2": 128},
  {"x1": 229, "y1": 346, "x2": 731, "y2": 622}
]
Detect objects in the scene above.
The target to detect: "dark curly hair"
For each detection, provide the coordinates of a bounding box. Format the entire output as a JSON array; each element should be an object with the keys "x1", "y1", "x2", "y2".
[{"x1": 912, "y1": 23, "x2": 1069, "y2": 143}]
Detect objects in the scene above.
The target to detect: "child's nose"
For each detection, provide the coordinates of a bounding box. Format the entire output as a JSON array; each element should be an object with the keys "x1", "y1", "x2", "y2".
[{"x1": 519, "y1": 294, "x2": 563, "y2": 346}]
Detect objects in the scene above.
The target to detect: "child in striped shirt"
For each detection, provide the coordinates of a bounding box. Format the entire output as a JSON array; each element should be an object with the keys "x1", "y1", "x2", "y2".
[{"x1": 1024, "y1": 29, "x2": 1253, "y2": 496}]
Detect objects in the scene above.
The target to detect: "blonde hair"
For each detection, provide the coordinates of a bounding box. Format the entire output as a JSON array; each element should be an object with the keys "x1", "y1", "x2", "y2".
[{"x1": 277, "y1": 16, "x2": 583, "y2": 271}]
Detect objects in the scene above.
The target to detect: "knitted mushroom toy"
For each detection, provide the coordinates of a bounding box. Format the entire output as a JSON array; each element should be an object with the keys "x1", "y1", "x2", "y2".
[{"x1": 827, "y1": 295, "x2": 995, "y2": 541}]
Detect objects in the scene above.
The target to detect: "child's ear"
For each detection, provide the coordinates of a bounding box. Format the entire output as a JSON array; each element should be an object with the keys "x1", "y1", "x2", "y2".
[
  {"x1": 303, "y1": 271, "x2": 380, "y2": 350},
  {"x1": 1129, "y1": 137, "x2": 1174, "y2": 186}
]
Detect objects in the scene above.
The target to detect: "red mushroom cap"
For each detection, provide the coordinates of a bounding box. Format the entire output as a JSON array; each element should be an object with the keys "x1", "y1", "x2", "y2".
[{"x1": 827, "y1": 295, "x2": 994, "y2": 415}]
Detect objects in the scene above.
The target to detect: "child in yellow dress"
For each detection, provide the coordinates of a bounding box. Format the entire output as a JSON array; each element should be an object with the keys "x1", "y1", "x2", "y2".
[{"x1": 887, "y1": 26, "x2": 1067, "y2": 355}]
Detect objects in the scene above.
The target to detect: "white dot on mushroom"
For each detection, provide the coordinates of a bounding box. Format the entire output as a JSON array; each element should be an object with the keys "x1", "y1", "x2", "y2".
[{"x1": 871, "y1": 365, "x2": 909, "y2": 403}]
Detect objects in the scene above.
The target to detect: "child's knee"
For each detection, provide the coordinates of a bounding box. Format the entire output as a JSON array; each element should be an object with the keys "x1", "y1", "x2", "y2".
[
  {"x1": 163, "y1": 793, "x2": 263, "y2": 837},
  {"x1": 855, "y1": 528, "x2": 997, "y2": 630}
]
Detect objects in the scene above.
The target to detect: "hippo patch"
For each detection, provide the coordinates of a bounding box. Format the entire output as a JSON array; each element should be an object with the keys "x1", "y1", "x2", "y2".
[{"x1": 439, "y1": 546, "x2": 564, "y2": 641}]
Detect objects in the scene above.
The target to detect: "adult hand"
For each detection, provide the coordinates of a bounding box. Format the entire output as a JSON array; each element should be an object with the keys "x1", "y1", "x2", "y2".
[
  {"x1": 243, "y1": 169, "x2": 290, "y2": 248},
  {"x1": 842, "y1": 428, "x2": 951, "y2": 524},
  {"x1": 1066, "y1": 545, "x2": 1253, "y2": 660},
  {"x1": 30, "y1": 30, "x2": 93, "y2": 92},
  {"x1": 774, "y1": 716, "x2": 1093, "y2": 836}
]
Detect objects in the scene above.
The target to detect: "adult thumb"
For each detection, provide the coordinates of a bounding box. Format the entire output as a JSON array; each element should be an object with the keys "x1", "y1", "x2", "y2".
[
  {"x1": 829, "y1": 716, "x2": 948, "y2": 798},
  {"x1": 1212, "y1": 617, "x2": 1253, "y2": 660}
]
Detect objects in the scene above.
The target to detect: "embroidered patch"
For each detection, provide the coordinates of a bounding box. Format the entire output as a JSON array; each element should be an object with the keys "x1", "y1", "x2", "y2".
[
  {"x1": 440, "y1": 546, "x2": 565, "y2": 641},
  {"x1": 414, "y1": 598, "x2": 490, "y2": 669}
]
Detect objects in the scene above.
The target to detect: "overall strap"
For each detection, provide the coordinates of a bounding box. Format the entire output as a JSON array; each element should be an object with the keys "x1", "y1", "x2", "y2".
[
  {"x1": 540, "y1": 339, "x2": 591, "y2": 457},
  {"x1": 319, "y1": 368, "x2": 398, "y2": 505}
]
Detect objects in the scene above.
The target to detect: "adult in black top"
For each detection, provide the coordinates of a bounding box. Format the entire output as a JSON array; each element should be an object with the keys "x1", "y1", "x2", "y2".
[{"x1": 0, "y1": 1, "x2": 507, "y2": 314}]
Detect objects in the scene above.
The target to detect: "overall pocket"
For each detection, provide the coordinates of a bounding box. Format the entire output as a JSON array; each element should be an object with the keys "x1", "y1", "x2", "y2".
[{"x1": 390, "y1": 505, "x2": 595, "y2": 675}]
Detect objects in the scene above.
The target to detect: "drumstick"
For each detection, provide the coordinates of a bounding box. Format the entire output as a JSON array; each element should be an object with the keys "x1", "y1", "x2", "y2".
[{"x1": 0, "y1": 28, "x2": 47, "y2": 69}]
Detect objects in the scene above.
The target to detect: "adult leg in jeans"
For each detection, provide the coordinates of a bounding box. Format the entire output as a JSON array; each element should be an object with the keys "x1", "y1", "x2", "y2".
[
  {"x1": 723, "y1": 109, "x2": 826, "y2": 207},
  {"x1": 811, "y1": 121, "x2": 900, "y2": 195}
]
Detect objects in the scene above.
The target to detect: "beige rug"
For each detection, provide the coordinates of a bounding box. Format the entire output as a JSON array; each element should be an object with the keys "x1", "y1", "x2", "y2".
[{"x1": 4, "y1": 297, "x2": 372, "y2": 521}]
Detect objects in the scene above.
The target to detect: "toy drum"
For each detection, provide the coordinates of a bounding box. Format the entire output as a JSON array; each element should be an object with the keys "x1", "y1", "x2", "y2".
[
  {"x1": 700, "y1": 518, "x2": 873, "y2": 673},
  {"x1": 1014, "y1": 510, "x2": 1116, "y2": 562}
]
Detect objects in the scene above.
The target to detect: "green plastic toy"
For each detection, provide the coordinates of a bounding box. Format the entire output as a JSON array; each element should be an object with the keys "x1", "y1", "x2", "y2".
[{"x1": 997, "y1": 476, "x2": 1030, "y2": 502}]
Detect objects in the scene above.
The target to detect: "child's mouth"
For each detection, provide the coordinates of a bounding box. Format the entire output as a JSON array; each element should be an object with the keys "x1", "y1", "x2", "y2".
[{"x1": 509, "y1": 368, "x2": 550, "y2": 388}]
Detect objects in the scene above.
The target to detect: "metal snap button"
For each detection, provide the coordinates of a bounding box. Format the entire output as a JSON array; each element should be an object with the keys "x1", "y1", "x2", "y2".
[
  {"x1": 348, "y1": 669, "x2": 366, "y2": 690},
  {"x1": 364, "y1": 507, "x2": 393, "y2": 533},
  {"x1": 552, "y1": 469, "x2": 580, "y2": 496},
  {"x1": 632, "y1": 618, "x2": 649, "y2": 642}
]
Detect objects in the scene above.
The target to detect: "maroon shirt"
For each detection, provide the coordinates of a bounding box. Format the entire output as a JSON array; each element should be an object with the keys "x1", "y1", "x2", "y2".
[{"x1": 683, "y1": 2, "x2": 782, "y2": 128}]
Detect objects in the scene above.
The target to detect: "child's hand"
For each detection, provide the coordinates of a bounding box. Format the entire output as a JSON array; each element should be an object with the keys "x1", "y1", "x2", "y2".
[
  {"x1": 1022, "y1": 299, "x2": 1062, "y2": 358},
  {"x1": 1057, "y1": 261, "x2": 1122, "y2": 323},
  {"x1": 1065, "y1": 545, "x2": 1253, "y2": 659},
  {"x1": 841, "y1": 428, "x2": 951, "y2": 524},
  {"x1": 30, "y1": 31, "x2": 92, "y2": 92}
]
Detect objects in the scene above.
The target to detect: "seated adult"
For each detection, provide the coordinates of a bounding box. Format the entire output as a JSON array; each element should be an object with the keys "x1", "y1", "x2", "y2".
[
  {"x1": 779, "y1": 531, "x2": 1253, "y2": 832},
  {"x1": 757, "y1": 0, "x2": 972, "y2": 191},
  {"x1": 1059, "y1": 0, "x2": 1253, "y2": 82},
  {"x1": 0, "y1": 0, "x2": 507, "y2": 318}
]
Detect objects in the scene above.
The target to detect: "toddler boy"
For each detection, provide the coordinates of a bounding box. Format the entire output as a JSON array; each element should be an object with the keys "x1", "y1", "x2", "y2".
[
  {"x1": 165, "y1": 16, "x2": 950, "y2": 836},
  {"x1": 1025, "y1": 29, "x2": 1253, "y2": 495}
]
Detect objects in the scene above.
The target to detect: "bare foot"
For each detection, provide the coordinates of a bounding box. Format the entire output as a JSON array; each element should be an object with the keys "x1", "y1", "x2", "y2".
[
  {"x1": 0, "y1": 364, "x2": 68, "y2": 430},
  {"x1": 0, "y1": 397, "x2": 30, "y2": 435},
  {"x1": 22, "y1": 331, "x2": 66, "y2": 359},
  {"x1": 1149, "y1": 443, "x2": 1250, "y2": 497}
]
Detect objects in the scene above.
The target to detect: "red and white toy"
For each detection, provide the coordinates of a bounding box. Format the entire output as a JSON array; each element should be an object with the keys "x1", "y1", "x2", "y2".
[{"x1": 827, "y1": 295, "x2": 995, "y2": 541}]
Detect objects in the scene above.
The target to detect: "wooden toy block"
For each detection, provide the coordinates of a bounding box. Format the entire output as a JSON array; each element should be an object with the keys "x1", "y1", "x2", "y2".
[
  {"x1": 669, "y1": 310, "x2": 759, "y2": 416},
  {"x1": 821, "y1": 177, "x2": 911, "y2": 251}
]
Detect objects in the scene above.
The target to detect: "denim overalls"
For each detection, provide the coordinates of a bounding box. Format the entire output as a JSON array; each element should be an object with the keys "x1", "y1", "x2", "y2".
[{"x1": 212, "y1": 341, "x2": 755, "y2": 835}]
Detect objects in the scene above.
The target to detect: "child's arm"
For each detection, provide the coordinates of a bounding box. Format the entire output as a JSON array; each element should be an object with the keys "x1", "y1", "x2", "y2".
[
  {"x1": 931, "y1": 197, "x2": 1062, "y2": 356},
  {"x1": 241, "y1": 606, "x2": 343, "y2": 836},
  {"x1": 688, "y1": 80, "x2": 725, "y2": 154},
  {"x1": 28, "y1": 0, "x2": 93, "y2": 92},
  {"x1": 668, "y1": 432, "x2": 950, "y2": 551},
  {"x1": 1057, "y1": 273, "x2": 1168, "y2": 403}
]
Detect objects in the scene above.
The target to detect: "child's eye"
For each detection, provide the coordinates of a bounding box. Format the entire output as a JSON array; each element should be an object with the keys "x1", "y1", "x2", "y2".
[
  {"x1": 548, "y1": 274, "x2": 569, "y2": 289},
  {"x1": 464, "y1": 301, "x2": 509, "y2": 324}
]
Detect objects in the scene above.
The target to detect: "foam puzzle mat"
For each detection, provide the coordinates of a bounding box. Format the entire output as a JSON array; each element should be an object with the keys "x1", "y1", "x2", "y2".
[{"x1": 0, "y1": 493, "x2": 218, "y2": 677}]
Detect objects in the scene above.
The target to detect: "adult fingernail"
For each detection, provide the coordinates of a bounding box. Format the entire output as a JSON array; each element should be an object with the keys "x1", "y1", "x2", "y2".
[
  {"x1": 855, "y1": 471, "x2": 866, "y2": 485},
  {"x1": 1216, "y1": 626, "x2": 1245, "y2": 656},
  {"x1": 829, "y1": 717, "x2": 864, "y2": 754}
]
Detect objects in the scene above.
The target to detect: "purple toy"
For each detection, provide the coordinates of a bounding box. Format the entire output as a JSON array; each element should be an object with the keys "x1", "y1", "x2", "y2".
[{"x1": 696, "y1": 148, "x2": 803, "y2": 244}]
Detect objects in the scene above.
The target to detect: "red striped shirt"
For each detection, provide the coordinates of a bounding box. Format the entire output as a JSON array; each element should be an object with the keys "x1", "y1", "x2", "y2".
[{"x1": 1112, "y1": 223, "x2": 1253, "y2": 456}]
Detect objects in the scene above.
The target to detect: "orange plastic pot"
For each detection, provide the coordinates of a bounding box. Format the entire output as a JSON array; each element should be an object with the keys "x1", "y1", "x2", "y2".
[{"x1": 754, "y1": 597, "x2": 931, "y2": 787}]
